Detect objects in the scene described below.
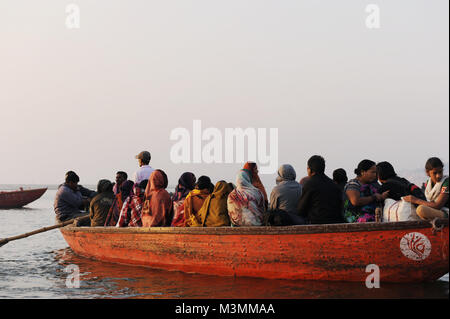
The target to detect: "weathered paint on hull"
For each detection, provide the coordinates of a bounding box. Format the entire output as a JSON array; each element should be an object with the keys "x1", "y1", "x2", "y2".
[
  {"x1": 0, "y1": 188, "x2": 47, "y2": 209},
  {"x1": 60, "y1": 220, "x2": 449, "y2": 282}
]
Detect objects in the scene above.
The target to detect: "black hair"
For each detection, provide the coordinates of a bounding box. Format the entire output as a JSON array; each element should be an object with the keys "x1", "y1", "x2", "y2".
[
  {"x1": 196, "y1": 175, "x2": 213, "y2": 191},
  {"x1": 354, "y1": 160, "x2": 376, "y2": 176},
  {"x1": 425, "y1": 157, "x2": 444, "y2": 171},
  {"x1": 138, "y1": 179, "x2": 148, "y2": 190},
  {"x1": 65, "y1": 171, "x2": 80, "y2": 183},
  {"x1": 97, "y1": 179, "x2": 113, "y2": 193},
  {"x1": 376, "y1": 161, "x2": 397, "y2": 180},
  {"x1": 307, "y1": 155, "x2": 325, "y2": 174},
  {"x1": 116, "y1": 171, "x2": 128, "y2": 180},
  {"x1": 332, "y1": 168, "x2": 348, "y2": 184}
]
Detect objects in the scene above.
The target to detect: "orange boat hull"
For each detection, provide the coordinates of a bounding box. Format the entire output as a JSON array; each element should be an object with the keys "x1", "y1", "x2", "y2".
[
  {"x1": 0, "y1": 188, "x2": 47, "y2": 209},
  {"x1": 60, "y1": 220, "x2": 449, "y2": 282}
]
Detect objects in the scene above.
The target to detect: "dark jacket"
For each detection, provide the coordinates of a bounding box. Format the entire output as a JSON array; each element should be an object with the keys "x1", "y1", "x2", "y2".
[
  {"x1": 297, "y1": 173, "x2": 345, "y2": 224},
  {"x1": 54, "y1": 184, "x2": 84, "y2": 220},
  {"x1": 89, "y1": 191, "x2": 115, "y2": 227},
  {"x1": 379, "y1": 176, "x2": 426, "y2": 201}
]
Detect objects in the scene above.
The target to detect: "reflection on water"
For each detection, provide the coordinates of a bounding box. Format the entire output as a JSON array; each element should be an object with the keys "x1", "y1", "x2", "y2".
[
  {"x1": 53, "y1": 248, "x2": 449, "y2": 299},
  {"x1": 1, "y1": 188, "x2": 448, "y2": 299}
]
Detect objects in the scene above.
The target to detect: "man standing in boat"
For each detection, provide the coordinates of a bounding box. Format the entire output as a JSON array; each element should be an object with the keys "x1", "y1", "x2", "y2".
[
  {"x1": 54, "y1": 171, "x2": 95, "y2": 224},
  {"x1": 133, "y1": 151, "x2": 155, "y2": 184}
]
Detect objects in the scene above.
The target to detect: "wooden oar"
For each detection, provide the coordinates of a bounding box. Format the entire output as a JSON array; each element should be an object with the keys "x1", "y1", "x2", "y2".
[{"x1": 0, "y1": 214, "x2": 89, "y2": 247}]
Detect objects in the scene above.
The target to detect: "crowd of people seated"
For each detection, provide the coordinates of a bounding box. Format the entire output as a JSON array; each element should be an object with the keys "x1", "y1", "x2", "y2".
[{"x1": 53, "y1": 151, "x2": 449, "y2": 227}]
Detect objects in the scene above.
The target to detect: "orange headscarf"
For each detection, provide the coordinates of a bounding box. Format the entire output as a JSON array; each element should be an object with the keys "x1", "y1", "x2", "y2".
[
  {"x1": 141, "y1": 170, "x2": 173, "y2": 227},
  {"x1": 243, "y1": 162, "x2": 268, "y2": 205}
]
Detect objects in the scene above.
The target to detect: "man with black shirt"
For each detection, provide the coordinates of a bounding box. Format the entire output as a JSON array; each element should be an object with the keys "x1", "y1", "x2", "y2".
[
  {"x1": 297, "y1": 155, "x2": 345, "y2": 224},
  {"x1": 376, "y1": 161, "x2": 426, "y2": 201}
]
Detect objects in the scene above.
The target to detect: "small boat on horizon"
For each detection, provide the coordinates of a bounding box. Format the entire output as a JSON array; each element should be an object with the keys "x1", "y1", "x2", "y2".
[
  {"x1": 0, "y1": 187, "x2": 47, "y2": 209},
  {"x1": 60, "y1": 219, "x2": 449, "y2": 283}
]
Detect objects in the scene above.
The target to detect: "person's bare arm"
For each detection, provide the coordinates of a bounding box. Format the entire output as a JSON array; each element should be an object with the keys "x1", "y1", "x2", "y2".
[{"x1": 403, "y1": 193, "x2": 449, "y2": 210}]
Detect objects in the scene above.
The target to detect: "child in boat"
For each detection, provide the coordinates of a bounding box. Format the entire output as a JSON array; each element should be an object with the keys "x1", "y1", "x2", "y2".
[
  {"x1": 402, "y1": 157, "x2": 449, "y2": 220},
  {"x1": 376, "y1": 161, "x2": 426, "y2": 201},
  {"x1": 344, "y1": 160, "x2": 389, "y2": 223}
]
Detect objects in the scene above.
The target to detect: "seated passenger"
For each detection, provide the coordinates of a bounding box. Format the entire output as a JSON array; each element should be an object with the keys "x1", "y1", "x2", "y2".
[
  {"x1": 170, "y1": 172, "x2": 196, "y2": 227},
  {"x1": 89, "y1": 179, "x2": 115, "y2": 227},
  {"x1": 141, "y1": 169, "x2": 173, "y2": 227},
  {"x1": 243, "y1": 162, "x2": 268, "y2": 208},
  {"x1": 297, "y1": 155, "x2": 345, "y2": 224},
  {"x1": 333, "y1": 168, "x2": 348, "y2": 193},
  {"x1": 376, "y1": 161, "x2": 426, "y2": 201},
  {"x1": 184, "y1": 176, "x2": 214, "y2": 226},
  {"x1": 402, "y1": 157, "x2": 449, "y2": 220},
  {"x1": 190, "y1": 181, "x2": 234, "y2": 227},
  {"x1": 116, "y1": 180, "x2": 148, "y2": 227},
  {"x1": 104, "y1": 180, "x2": 134, "y2": 226},
  {"x1": 344, "y1": 160, "x2": 389, "y2": 223},
  {"x1": 54, "y1": 171, "x2": 95, "y2": 224},
  {"x1": 227, "y1": 169, "x2": 265, "y2": 226},
  {"x1": 268, "y1": 164, "x2": 305, "y2": 225},
  {"x1": 113, "y1": 171, "x2": 128, "y2": 195}
]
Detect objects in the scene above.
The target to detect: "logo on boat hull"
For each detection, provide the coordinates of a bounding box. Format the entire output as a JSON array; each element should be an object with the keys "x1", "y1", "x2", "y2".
[{"x1": 400, "y1": 232, "x2": 431, "y2": 261}]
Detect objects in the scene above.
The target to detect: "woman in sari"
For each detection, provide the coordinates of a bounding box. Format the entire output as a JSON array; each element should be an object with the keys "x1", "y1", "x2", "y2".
[
  {"x1": 344, "y1": 160, "x2": 389, "y2": 223},
  {"x1": 243, "y1": 162, "x2": 268, "y2": 208},
  {"x1": 190, "y1": 181, "x2": 234, "y2": 227},
  {"x1": 104, "y1": 180, "x2": 134, "y2": 226},
  {"x1": 141, "y1": 169, "x2": 173, "y2": 227},
  {"x1": 170, "y1": 172, "x2": 196, "y2": 227},
  {"x1": 227, "y1": 169, "x2": 265, "y2": 226},
  {"x1": 184, "y1": 176, "x2": 214, "y2": 227}
]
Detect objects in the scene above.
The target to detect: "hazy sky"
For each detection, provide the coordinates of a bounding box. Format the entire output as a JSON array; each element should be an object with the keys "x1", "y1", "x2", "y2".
[{"x1": 0, "y1": 0, "x2": 448, "y2": 188}]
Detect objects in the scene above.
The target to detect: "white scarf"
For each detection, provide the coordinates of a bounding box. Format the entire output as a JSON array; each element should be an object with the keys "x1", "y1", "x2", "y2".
[{"x1": 425, "y1": 175, "x2": 448, "y2": 202}]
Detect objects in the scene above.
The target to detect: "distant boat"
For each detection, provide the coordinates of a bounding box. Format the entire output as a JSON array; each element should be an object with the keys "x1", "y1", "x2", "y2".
[
  {"x1": 0, "y1": 188, "x2": 47, "y2": 209},
  {"x1": 61, "y1": 219, "x2": 448, "y2": 282}
]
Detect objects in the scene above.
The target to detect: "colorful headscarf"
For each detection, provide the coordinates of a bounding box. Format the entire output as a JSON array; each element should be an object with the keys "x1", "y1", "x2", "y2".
[
  {"x1": 190, "y1": 181, "x2": 234, "y2": 227},
  {"x1": 227, "y1": 169, "x2": 265, "y2": 226},
  {"x1": 243, "y1": 162, "x2": 268, "y2": 205},
  {"x1": 141, "y1": 170, "x2": 173, "y2": 227}
]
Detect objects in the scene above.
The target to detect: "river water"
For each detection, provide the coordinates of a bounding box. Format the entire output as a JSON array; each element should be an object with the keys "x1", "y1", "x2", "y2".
[{"x1": 0, "y1": 188, "x2": 448, "y2": 299}]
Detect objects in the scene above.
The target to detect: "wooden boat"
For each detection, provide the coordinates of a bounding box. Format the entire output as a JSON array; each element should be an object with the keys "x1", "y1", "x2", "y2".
[
  {"x1": 60, "y1": 219, "x2": 449, "y2": 282},
  {"x1": 0, "y1": 188, "x2": 47, "y2": 209}
]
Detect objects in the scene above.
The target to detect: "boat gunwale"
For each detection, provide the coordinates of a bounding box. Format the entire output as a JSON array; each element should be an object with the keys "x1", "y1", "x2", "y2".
[
  {"x1": 61, "y1": 219, "x2": 448, "y2": 236},
  {"x1": 0, "y1": 187, "x2": 48, "y2": 196}
]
